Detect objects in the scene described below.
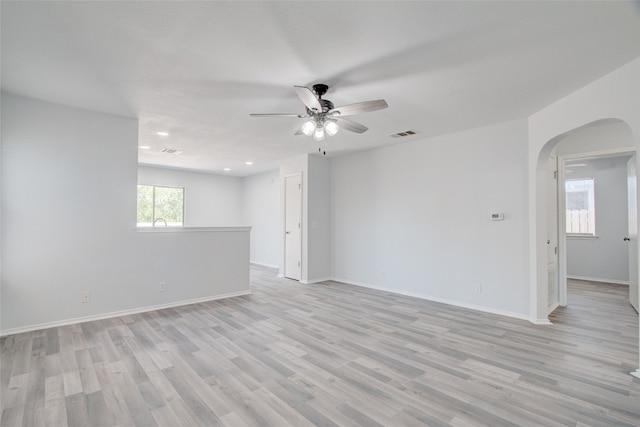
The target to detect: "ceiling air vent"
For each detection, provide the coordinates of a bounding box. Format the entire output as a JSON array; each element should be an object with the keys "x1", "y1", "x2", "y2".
[
  {"x1": 390, "y1": 129, "x2": 419, "y2": 138},
  {"x1": 159, "y1": 148, "x2": 184, "y2": 155}
]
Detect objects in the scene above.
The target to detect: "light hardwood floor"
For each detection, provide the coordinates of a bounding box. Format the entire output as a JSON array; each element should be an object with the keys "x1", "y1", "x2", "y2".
[{"x1": 2, "y1": 267, "x2": 639, "y2": 426}]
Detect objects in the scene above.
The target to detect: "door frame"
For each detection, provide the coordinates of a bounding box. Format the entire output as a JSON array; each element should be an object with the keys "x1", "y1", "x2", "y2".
[
  {"x1": 557, "y1": 147, "x2": 636, "y2": 307},
  {"x1": 547, "y1": 155, "x2": 560, "y2": 313},
  {"x1": 282, "y1": 172, "x2": 303, "y2": 281},
  {"x1": 627, "y1": 154, "x2": 638, "y2": 313}
]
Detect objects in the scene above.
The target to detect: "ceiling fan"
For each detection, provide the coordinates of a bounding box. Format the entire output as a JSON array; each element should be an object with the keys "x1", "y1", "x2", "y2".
[{"x1": 250, "y1": 83, "x2": 388, "y2": 145}]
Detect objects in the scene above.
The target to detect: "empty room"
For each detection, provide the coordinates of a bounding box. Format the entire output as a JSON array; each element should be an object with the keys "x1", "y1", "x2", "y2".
[{"x1": 1, "y1": 1, "x2": 639, "y2": 426}]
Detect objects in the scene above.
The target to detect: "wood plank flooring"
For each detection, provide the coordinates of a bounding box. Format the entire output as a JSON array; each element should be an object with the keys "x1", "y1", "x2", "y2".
[{"x1": 2, "y1": 268, "x2": 639, "y2": 426}]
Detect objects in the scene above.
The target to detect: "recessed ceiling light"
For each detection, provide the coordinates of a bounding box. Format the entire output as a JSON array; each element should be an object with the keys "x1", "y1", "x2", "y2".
[
  {"x1": 139, "y1": 145, "x2": 151, "y2": 150},
  {"x1": 224, "y1": 168, "x2": 231, "y2": 171},
  {"x1": 156, "y1": 131, "x2": 169, "y2": 136},
  {"x1": 245, "y1": 161, "x2": 254, "y2": 165}
]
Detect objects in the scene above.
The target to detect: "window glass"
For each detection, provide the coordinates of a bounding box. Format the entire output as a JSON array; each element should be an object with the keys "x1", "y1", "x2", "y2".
[
  {"x1": 136, "y1": 185, "x2": 154, "y2": 225},
  {"x1": 137, "y1": 185, "x2": 184, "y2": 227},
  {"x1": 565, "y1": 178, "x2": 595, "y2": 235}
]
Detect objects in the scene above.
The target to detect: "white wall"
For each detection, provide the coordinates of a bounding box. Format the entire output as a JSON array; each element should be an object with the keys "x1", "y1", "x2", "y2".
[
  {"x1": 307, "y1": 155, "x2": 332, "y2": 282},
  {"x1": 1, "y1": 94, "x2": 250, "y2": 334},
  {"x1": 242, "y1": 169, "x2": 280, "y2": 267},
  {"x1": 564, "y1": 156, "x2": 630, "y2": 283},
  {"x1": 554, "y1": 121, "x2": 636, "y2": 156},
  {"x1": 138, "y1": 166, "x2": 243, "y2": 226},
  {"x1": 331, "y1": 119, "x2": 530, "y2": 319}
]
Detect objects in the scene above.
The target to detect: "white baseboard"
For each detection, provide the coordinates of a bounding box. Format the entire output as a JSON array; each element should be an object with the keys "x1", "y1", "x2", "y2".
[
  {"x1": 530, "y1": 318, "x2": 554, "y2": 326},
  {"x1": 331, "y1": 277, "x2": 530, "y2": 322},
  {"x1": 567, "y1": 275, "x2": 629, "y2": 286},
  {"x1": 250, "y1": 261, "x2": 279, "y2": 269},
  {"x1": 631, "y1": 369, "x2": 640, "y2": 379},
  {"x1": 0, "y1": 290, "x2": 252, "y2": 337},
  {"x1": 301, "y1": 277, "x2": 333, "y2": 285}
]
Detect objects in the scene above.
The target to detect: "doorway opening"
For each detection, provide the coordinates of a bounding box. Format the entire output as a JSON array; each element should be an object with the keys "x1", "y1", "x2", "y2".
[
  {"x1": 554, "y1": 150, "x2": 635, "y2": 311},
  {"x1": 540, "y1": 119, "x2": 637, "y2": 318},
  {"x1": 539, "y1": 118, "x2": 639, "y2": 378}
]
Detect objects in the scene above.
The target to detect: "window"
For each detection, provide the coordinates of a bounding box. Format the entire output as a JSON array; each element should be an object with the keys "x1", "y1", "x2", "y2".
[
  {"x1": 137, "y1": 185, "x2": 184, "y2": 227},
  {"x1": 565, "y1": 178, "x2": 595, "y2": 235}
]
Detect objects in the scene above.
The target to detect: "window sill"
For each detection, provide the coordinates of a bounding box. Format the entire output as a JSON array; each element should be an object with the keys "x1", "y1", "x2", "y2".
[
  {"x1": 135, "y1": 226, "x2": 251, "y2": 233},
  {"x1": 567, "y1": 234, "x2": 599, "y2": 240}
]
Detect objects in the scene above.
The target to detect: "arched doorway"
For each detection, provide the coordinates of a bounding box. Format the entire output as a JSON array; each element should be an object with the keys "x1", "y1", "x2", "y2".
[{"x1": 532, "y1": 118, "x2": 639, "y2": 378}]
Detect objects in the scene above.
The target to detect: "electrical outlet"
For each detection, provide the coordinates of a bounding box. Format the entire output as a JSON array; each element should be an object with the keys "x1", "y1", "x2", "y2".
[
  {"x1": 159, "y1": 282, "x2": 167, "y2": 292},
  {"x1": 81, "y1": 291, "x2": 91, "y2": 303},
  {"x1": 474, "y1": 284, "x2": 482, "y2": 293}
]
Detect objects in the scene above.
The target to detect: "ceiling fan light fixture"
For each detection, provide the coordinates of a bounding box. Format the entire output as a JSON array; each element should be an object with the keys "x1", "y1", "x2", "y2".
[
  {"x1": 313, "y1": 126, "x2": 325, "y2": 141},
  {"x1": 301, "y1": 120, "x2": 315, "y2": 136},
  {"x1": 324, "y1": 120, "x2": 339, "y2": 136}
]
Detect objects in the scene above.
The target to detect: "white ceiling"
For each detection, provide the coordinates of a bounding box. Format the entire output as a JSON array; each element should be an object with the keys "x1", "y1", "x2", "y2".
[{"x1": 2, "y1": 1, "x2": 639, "y2": 177}]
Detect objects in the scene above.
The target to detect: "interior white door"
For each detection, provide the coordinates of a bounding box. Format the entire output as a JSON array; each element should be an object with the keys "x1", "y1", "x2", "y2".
[
  {"x1": 627, "y1": 155, "x2": 638, "y2": 313},
  {"x1": 547, "y1": 156, "x2": 559, "y2": 312},
  {"x1": 284, "y1": 174, "x2": 302, "y2": 281}
]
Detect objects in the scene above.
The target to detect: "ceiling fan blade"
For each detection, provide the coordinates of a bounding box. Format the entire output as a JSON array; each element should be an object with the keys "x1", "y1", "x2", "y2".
[
  {"x1": 335, "y1": 117, "x2": 368, "y2": 133},
  {"x1": 329, "y1": 99, "x2": 388, "y2": 117},
  {"x1": 294, "y1": 86, "x2": 322, "y2": 112},
  {"x1": 249, "y1": 113, "x2": 305, "y2": 118}
]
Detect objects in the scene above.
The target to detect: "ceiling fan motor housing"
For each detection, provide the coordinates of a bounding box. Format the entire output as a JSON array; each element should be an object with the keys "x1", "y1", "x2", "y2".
[
  {"x1": 308, "y1": 84, "x2": 334, "y2": 113},
  {"x1": 312, "y1": 83, "x2": 329, "y2": 97},
  {"x1": 306, "y1": 99, "x2": 334, "y2": 115}
]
